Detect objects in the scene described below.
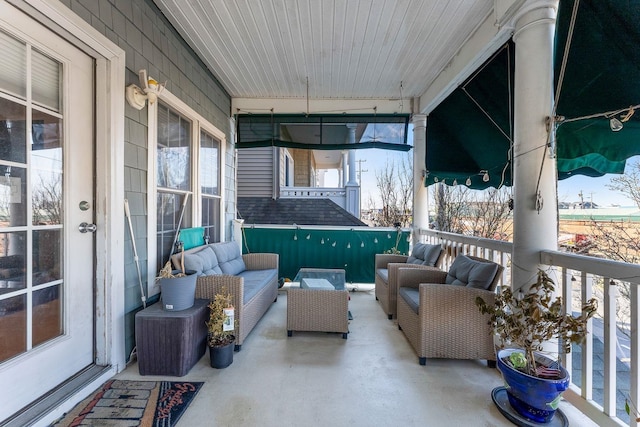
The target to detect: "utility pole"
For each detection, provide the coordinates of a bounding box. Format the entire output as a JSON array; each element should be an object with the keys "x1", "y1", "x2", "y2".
[
  {"x1": 356, "y1": 159, "x2": 368, "y2": 183},
  {"x1": 578, "y1": 190, "x2": 584, "y2": 209}
]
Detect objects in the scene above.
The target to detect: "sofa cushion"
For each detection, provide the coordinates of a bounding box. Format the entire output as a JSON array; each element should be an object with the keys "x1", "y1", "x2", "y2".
[
  {"x1": 407, "y1": 243, "x2": 442, "y2": 266},
  {"x1": 399, "y1": 287, "x2": 420, "y2": 314},
  {"x1": 376, "y1": 268, "x2": 389, "y2": 283},
  {"x1": 183, "y1": 246, "x2": 223, "y2": 276},
  {"x1": 212, "y1": 242, "x2": 246, "y2": 275},
  {"x1": 239, "y1": 269, "x2": 278, "y2": 304},
  {"x1": 445, "y1": 255, "x2": 499, "y2": 290}
]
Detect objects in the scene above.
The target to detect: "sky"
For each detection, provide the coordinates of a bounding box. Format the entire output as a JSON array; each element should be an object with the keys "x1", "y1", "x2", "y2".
[{"x1": 325, "y1": 150, "x2": 638, "y2": 209}]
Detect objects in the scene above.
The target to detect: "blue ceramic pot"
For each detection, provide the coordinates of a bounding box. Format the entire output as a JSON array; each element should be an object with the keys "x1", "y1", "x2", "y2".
[{"x1": 496, "y1": 349, "x2": 570, "y2": 423}]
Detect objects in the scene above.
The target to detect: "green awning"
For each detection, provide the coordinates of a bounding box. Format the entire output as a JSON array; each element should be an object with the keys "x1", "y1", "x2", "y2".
[
  {"x1": 555, "y1": 0, "x2": 640, "y2": 179},
  {"x1": 425, "y1": 43, "x2": 514, "y2": 189},
  {"x1": 236, "y1": 114, "x2": 411, "y2": 151},
  {"x1": 425, "y1": 0, "x2": 640, "y2": 189}
]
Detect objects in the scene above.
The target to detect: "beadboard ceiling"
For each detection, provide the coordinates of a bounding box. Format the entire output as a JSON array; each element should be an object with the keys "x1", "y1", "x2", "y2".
[{"x1": 153, "y1": 0, "x2": 494, "y2": 106}]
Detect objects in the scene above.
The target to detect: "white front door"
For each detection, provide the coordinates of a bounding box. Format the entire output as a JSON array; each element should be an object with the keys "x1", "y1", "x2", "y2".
[{"x1": 0, "y1": 3, "x2": 95, "y2": 420}]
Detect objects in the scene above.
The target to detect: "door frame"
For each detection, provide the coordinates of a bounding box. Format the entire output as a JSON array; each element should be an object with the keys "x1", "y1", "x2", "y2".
[{"x1": 7, "y1": 0, "x2": 126, "y2": 421}]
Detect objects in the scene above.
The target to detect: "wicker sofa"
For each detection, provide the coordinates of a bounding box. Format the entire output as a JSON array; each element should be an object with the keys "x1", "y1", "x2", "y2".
[
  {"x1": 396, "y1": 254, "x2": 503, "y2": 366},
  {"x1": 374, "y1": 243, "x2": 444, "y2": 319},
  {"x1": 172, "y1": 241, "x2": 279, "y2": 351}
]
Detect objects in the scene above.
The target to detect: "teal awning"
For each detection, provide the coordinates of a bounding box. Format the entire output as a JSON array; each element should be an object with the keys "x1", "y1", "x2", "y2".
[
  {"x1": 555, "y1": 0, "x2": 640, "y2": 179},
  {"x1": 425, "y1": 0, "x2": 640, "y2": 189},
  {"x1": 236, "y1": 114, "x2": 411, "y2": 151},
  {"x1": 425, "y1": 43, "x2": 514, "y2": 189}
]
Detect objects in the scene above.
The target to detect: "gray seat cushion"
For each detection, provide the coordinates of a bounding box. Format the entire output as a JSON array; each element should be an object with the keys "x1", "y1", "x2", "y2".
[
  {"x1": 239, "y1": 269, "x2": 278, "y2": 303},
  {"x1": 399, "y1": 287, "x2": 420, "y2": 314},
  {"x1": 376, "y1": 268, "x2": 389, "y2": 283},
  {"x1": 445, "y1": 255, "x2": 499, "y2": 290},
  {"x1": 183, "y1": 246, "x2": 223, "y2": 276},
  {"x1": 407, "y1": 243, "x2": 442, "y2": 266},
  {"x1": 212, "y1": 242, "x2": 246, "y2": 275}
]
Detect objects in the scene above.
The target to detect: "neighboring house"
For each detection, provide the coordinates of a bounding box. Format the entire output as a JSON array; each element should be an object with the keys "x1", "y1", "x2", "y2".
[{"x1": 237, "y1": 145, "x2": 363, "y2": 223}]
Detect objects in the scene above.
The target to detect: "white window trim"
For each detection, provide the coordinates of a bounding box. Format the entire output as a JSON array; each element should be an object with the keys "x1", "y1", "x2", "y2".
[{"x1": 147, "y1": 88, "x2": 226, "y2": 297}]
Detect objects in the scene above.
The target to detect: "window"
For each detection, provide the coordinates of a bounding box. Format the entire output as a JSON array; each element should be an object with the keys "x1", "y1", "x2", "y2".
[
  {"x1": 151, "y1": 96, "x2": 225, "y2": 276},
  {"x1": 200, "y1": 130, "x2": 221, "y2": 243}
]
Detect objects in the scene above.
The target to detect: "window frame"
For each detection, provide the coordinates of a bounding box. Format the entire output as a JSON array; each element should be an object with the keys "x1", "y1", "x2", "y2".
[{"x1": 147, "y1": 89, "x2": 225, "y2": 297}]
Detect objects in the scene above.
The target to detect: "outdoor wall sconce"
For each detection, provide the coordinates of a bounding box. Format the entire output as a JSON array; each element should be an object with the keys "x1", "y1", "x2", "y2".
[{"x1": 126, "y1": 69, "x2": 166, "y2": 110}]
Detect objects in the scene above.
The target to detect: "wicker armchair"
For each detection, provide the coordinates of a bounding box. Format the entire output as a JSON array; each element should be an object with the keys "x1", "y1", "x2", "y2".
[
  {"x1": 374, "y1": 243, "x2": 444, "y2": 320},
  {"x1": 396, "y1": 255, "x2": 503, "y2": 366}
]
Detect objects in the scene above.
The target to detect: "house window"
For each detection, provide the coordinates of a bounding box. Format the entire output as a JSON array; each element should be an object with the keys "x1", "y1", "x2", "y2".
[
  {"x1": 156, "y1": 104, "x2": 192, "y2": 271},
  {"x1": 151, "y1": 93, "x2": 225, "y2": 278},
  {"x1": 200, "y1": 130, "x2": 220, "y2": 243}
]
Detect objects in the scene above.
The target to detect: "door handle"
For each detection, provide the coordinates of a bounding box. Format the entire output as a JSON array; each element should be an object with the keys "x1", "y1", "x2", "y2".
[{"x1": 78, "y1": 222, "x2": 97, "y2": 233}]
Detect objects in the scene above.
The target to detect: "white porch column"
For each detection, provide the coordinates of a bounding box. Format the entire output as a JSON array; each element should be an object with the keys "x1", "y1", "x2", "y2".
[
  {"x1": 412, "y1": 114, "x2": 429, "y2": 240},
  {"x1": 345, "y1": 124, "x2": 360, "y2": 217},
  {"x1": 347, "y1": 124, "x2": 358, "y2": 185},
  {"x1": 341, "y1": 151, "x2": 348, "y2": 187},
  {"x1": 511, "y1": 1, "x2": 559, "y2": 290}
]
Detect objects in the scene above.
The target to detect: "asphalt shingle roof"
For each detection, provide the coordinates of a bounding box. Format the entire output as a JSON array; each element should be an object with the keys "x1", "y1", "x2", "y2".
[{"x1": 237, "y1": 197, "x2": 367, "y2": 226}]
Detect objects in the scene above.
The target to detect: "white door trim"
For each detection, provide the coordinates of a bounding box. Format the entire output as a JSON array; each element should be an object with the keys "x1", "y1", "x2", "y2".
[{"x1": 7, "y1": 0, "x2": 126, "y2": 424}]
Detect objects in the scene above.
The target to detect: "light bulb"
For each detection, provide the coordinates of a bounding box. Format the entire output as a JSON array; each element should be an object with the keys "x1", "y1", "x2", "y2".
[
  {"x1": 332, "y1": 241, "x2": 336, "y2": 247},
  {"x1": 293, "y1": 234, "x2": 297, "y2": 241},
  {"x1": 452, "y1": 179, "x2": 457, "y2": 186},
  {"x1": 347, "y1": 242, "x2": 351, "y2": 249},
  {"x1": 434, "y1": 177, "x2": 439, "y2": 183},
  {"x1": 306, "y1": 234, "x2": 311, "y2": 240},
  {"x1": 482, "y1": 171, "x2": 490, "y2": 182},
  {"x1": 374, "y1": 238, "x2": 378, "y2": 243},
  {"x1": 466, "y1": 177, "x2": 472, "y2": 186},
  {"x1": 360, "y1": 242, "x2": 364, "y2": 248},
  {"x1": 321, "y1": 238, "x2": 325, "y2": 244}
]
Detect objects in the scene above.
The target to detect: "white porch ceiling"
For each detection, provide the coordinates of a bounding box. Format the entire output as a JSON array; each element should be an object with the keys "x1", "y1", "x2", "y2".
[{"x1": 153, "y1": 0, "x2": 497, "y2": 113}]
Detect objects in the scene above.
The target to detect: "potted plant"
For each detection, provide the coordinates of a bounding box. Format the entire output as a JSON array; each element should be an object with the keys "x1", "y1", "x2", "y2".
[
  {"x1": 156, "y1": 260, "x2": 197, "y2": 311},
  {"x1": 476, "y1": 269, "x2": 598, "y2": 423},
  {"x1": 206, "y1": 290, "x2": 236, "y2": 369}
]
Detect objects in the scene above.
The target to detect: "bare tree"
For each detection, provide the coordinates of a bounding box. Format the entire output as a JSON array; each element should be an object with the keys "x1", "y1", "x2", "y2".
[
  {"x1": 433, "y1": 184, "x2": 512, "y2": 240},
  {"x1": 369, "y1": 153, "x2": 413, "y2": 227}
]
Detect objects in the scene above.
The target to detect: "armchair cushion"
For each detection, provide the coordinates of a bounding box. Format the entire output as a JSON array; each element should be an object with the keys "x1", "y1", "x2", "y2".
[
  {"x1": 183, "y1": 246, "x2": 223, "y2": 276},
  {"x1": 376, "y1": 268, "x2": 389, "y2": 283},
  {"x1": 398, "y1": 287, "x2": 420, "y2": 313},
  {"x1": 212, "y1": 242, "x2": 246, "y2": 275},
  {"x1": 445, "y1": 255, "x2": 499, "y2": 290},
  {"x1": 406, "y1": 243, "x2": 443, "y2": 266}
]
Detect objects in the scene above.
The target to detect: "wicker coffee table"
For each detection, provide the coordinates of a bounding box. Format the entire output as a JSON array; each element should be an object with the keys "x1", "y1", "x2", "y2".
[{"x1": 287, "y1": 269, "x2": 349, "y2": 339}]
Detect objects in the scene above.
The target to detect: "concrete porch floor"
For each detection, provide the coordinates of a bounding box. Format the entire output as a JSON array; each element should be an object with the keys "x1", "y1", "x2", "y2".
[{"x1": 117, "y1": 285, "x2": 598, "y2": 427}]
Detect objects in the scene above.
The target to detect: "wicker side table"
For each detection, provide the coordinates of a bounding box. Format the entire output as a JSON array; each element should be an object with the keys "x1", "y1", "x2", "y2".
[
  {"x1": 286, "y1": 288, "x2": 349, "y2": 339},
  {"x1": 135, "y1": 298, "x2": 208, "y2": 376}
]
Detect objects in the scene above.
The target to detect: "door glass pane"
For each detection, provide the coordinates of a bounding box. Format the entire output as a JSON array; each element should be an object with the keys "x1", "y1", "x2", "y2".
[
  {"x1": 0, "y1": 30, "x2": 26, "y2": 98},
  {"x1": 33, "y1": 229, "x2": 61, "y2": 285},
  {"x1": 32, "y1": 285, "x2": 62, "y2": 346},
  {"x1": 0, "y1": 98, "x2": 27, "y2": 163},
  {"x1": 32, "y1": 110, "x2": 62, "y2": 225},
  {"x1": 32, "y1": 49, "x2": 61, "y2": 112},
  {"x1": 200, "y1": 131, "x2": 219, "y2": 195},
  {"x1": 0, "y1": 166, "x2": 27, "y2": 227},
  {"x1": 157, "y1": 104, "x2": 191, "y2": 190},
  {"x1": 0, "y1": 294, "x2": 26, "y2": 363},
  {"x1": 0, "y1": 231, "x2": 26, "y2": 291}
]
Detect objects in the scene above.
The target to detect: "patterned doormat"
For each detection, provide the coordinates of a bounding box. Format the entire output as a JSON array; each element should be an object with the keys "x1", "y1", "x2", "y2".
[{"x1": 52, "y1": 379, "x2": 203, "y2": 427}]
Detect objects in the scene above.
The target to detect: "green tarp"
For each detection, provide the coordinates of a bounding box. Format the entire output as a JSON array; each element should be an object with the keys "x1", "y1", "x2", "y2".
[{"x1": 425, "y1": 0, "x2": 640, "y2": 189}]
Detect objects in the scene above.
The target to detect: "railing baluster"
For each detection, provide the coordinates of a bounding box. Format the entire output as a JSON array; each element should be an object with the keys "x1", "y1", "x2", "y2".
[
  {"x1": 582, "y1": 272, "x2": 593, "y2": 401},
  {"x1": 632, "y1": 283, "x2": 639, "y2": 427},
  {"x1": 603, "y1": 277, "x2": 617, "y2": 417}
]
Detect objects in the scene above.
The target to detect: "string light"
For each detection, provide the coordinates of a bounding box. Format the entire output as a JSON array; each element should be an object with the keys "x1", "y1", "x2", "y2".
[
  {"x1": 466, "y1": 177, "x2": 472, "y2": 186},
  {"x1": 347, "y1": 242, "x2": 351, "y2": 249},
  {"x1": 321, "y1": 238, "x2": 325, "y2": 244},
  {"x1": 482, "y1": 170, "x2": 490, "y2": 182}
]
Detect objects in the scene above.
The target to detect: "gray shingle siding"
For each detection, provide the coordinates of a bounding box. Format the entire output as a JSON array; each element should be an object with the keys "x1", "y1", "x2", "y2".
[{"x1": 60, "y1": 0, "x2": 233, "y2": 357}]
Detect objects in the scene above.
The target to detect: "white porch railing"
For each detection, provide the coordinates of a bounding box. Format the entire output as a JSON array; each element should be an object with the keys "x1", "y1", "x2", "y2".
[
  {"x1": 419, "y1": 228, "x2": 638, "y2": 427},
  {"x1": 279, "y1": 186, "x2": 347, "y2": 209}
]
